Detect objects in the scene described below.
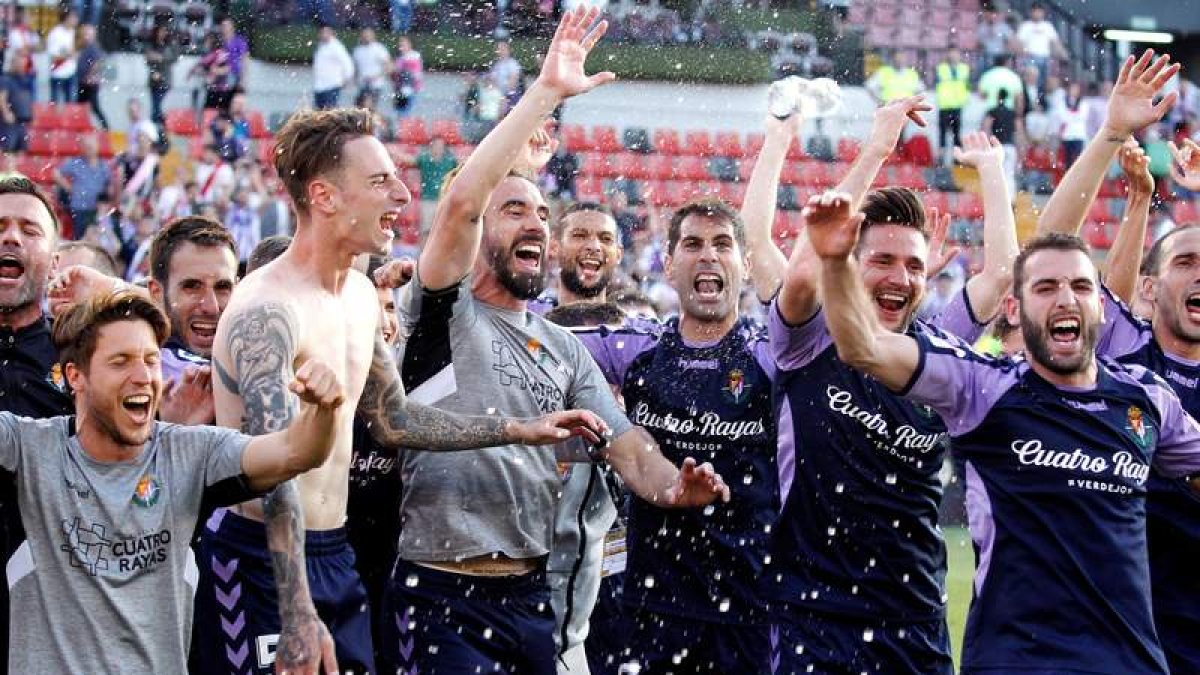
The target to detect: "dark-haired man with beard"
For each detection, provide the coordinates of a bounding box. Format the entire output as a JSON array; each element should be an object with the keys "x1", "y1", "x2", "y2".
[
  {"x1": 383, "y1": 8, "x2": 730, "y2": 674},
  {"x1": 812, "y1": 196, "x2": 1200, "y2": 671},
  {"x1": 551, "y1": 201, "x2": 622, "y2": 306}
]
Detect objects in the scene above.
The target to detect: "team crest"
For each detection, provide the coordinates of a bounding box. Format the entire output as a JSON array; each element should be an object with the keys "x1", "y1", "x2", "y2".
[
  {"x1": 722, "y1": 368, "x2": 749, "y2": 404},
  {"x1": 47, "y1": 363, "x2": 65, "y2": 391},
  {"x1": 131, "y1": 474, "x2": 161, "y2": 508},
  {"x1": 1125, "y1": 406, "x2": 1153, "y2": 449},
  {"x1": 526, "y1": 338, "x2": 549, "y2": 365}
]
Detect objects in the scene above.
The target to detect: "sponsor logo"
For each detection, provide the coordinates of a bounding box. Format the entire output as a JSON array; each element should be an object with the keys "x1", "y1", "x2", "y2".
[
  {"x1": 630, "y1": 401, "x2": 765, "y2": 441},
  {"x1": 1064, "y1": 399, "x2": 1108, "y2": 412},
  {"x1": 1165, "y1": 370, "x2": 1199, "y2": 390},
  {"x1": 723, "y1": 368, "x2": 749, "y2": 404},
  {"x1": 825, "y1": 385, "x2": 943, "y2": 455},
  {"x1": 131, "y1": 474, "x2": 161, "y2": 508},
  {"x1": 679, "y1": 358, "x2": 719, "y2": 370},
  {"x1": 1009, "y1": 438, "x2": 1149, "y2": 485}
]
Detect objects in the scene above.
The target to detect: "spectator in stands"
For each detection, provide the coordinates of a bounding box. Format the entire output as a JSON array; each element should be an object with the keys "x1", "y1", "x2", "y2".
[
  {"x1": 312, "y1": 25, "x2": 354, "y2": 110},
  {"x1": 390, "y1": 0, "x2": 413, "y2": 34},
  {"x1": 391, "y1": 35, "x2": 424, "y2": 117},
  {"x1": 191, "y1": 31, "x2": 234, "y2": 114},
  {"x1": 257, "y1": 175, "x2": 292, "y2": 239},
  {"x1": 806, "y1": 118, "x2": 835, "y2": 161},
  {"x1": 155, "y1": 166, "x2": 197, "y2": 222},
  {"x1": 1143, "y1": 124, "x2": 1172, "y2": 188},
  {"x1": 546, "y1": 143, "x2": 578, "y2": 199},
  {"x1": 935, "y1": 48, "x2": 971, "y2": 157},
  {"x1": 144, "y1": 25, "x2": 178, "y2": 125},
  {"x1": 126, "y1": 99, "x2": 157, "y2": 152},
  {"x1": 1020, "y1": 65, "x2": 1042, "y2": 118},
  {"x1": 225, "y1": 93, "x2": 252, "y2": 140},
  {"x1": 1016, "y1": 2, "x2": 1066, "y2": 88},
  {"x1": 218, "y1": 18, "x2": 249, "y2": 93},
  {"x1": 54, "y1": 134, "x2": 110, "y2": 239},
  {"x1": 1044, "y1": 74, "x2": 1066, "y2": 112},
  {"x1": 1055, "y1": 81, "x2": 1089, "y2": 168},
  {"x1": 115, "y1": 129, "x2": 161, "y2": 202},
  {"x1": 978, "y1": 54, "x2": 1023, "y2": 112},
  {"x1": 0, "y1": 69, "x2": 31, "y2": 152},
  {"x1": 352, "y1": 28, "x2": 390, "y2": 101},
  {"x1": 866, "y1": 50, "x2": 922, "y2": 104},
  {"x1": 54, "y1": 240, "x2": 120, "y2": 277},
  {"x1": 224, "y1": 187, "x2": 260, "y2": 269},
  {"x1": 983, "y1": 88, "x2": 1020, "y2": 196},
  {"x1": 5, "y1": 7, "x2": 40, "y2": 102},
  {"x1": 918, "y1": 263, "x2": 964, "y2": 319},
  {"x1": 71, "y1": 0, "x2": 103, "y2": 28},
  {"x1": 415, "y1": 137, "x2": 457, "y2": 231},
  {"x1": 75, "y1": 24, "x2": 107, "y2": 129},
  {"x1": 489, "y1": 40, "x2": 523, "y2": 108},
  {"x1": 354, "y1": 89, "x2": 395, "y2": 141},
  {"x1": 194, "y1": 143, "x2": 235, "y2": 205},
  {"x1": 208, "y1": 113, "x2": 248, "y2": 162},
  {"x1": 977, "y1": 6, "x2": 1015, "y2": 75},
  {"x1": 1083, "y1": 80, "x2": 1112, "y2": 139},
  {"x1": 46, "y1": 10, "x2": 79, "y2": 105}
]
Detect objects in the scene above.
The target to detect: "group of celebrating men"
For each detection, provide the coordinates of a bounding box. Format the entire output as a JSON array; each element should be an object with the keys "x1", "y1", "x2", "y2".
[{"x1": 1, "y1": 7, "x2": 1199, "y2": 674}]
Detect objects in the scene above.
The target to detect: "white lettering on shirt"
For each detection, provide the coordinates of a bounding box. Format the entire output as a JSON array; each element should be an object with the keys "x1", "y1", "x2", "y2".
[
  {"x1": 1009, "y1": 439, "x2": 1149, "y2": 485},
  {"x1": 825, "y1": 385, "x2": 944, "y2": 454},
  {"x1": 630, "y1": 401, "x2": 764, "y2": 441}
]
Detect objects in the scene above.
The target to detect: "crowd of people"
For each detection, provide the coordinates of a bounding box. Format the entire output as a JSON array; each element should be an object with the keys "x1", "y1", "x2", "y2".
[{"x1": 3, "y1": 4, "x2": 1200, "y2": 675}]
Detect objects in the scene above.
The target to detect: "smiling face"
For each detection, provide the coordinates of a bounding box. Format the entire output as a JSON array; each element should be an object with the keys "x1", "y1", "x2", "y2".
[
  {"x1": 555, "y1": 209, "x2": 622, "y2": 300},
  {"x1": 149, "y1": 242, "x2": 237, "y2": 356},
  {"x1": 325, "y1": 135, "x2": 412, "y2": 256},
  {"x1": 480, "y1": 176, "x2": 551, "y2": 300},
  {"x1": 666, "y1": 213, "x2": 746, "y2": 324},
  {"x1": 68, "y1": 320, "x2": 163, "y2": 448},
  {"x1": 855, "y1": 223, "x2": 929, "y2": 333},
  {"x1": 0, "y1": 193, "x2": 55, "y2": 317},
  {"x1": 1150, "y1": 227, "x2": 1200, "y2": 348},
  {"x1": 1008, "y1": 248, "x2": 1102, "y2": 376}
]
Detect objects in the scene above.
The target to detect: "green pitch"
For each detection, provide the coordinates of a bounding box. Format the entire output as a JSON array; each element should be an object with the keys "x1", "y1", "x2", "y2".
[{"x1": 945, "y1": 526, "x2": 975, "y2": 669}]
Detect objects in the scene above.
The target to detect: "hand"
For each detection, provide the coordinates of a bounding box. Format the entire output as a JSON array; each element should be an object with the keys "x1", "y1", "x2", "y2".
[
  {"x1": 866, "y1": 95, "x2": 932, "y2": 155},
  {"x1": 159, "y1": 366, "x2": 216, "y2": 425},
  {"x1": 1119, "y1": 139, "x2": 1154, "y2": 195},
  {"x1": 515, "y1": 120, "x2": 559, "y2": 173},
  {"x1": 1105, "y1": 50, "x2": 1179, "y2": 138},
  {"x1": 925, "y1": 206, "x2": 960, "y2": 278},
  {"x1": 372, "y1": 257, "x2": 415, "y2": 289},
  {"x1": 534, "y1": 5, "x2": 616, "y2": 99},
  {"x1": 274, "y1": 614, "x2": 337, "y2": 675},
  {"x1": 513, "y1": 409, "x2": 609, "y2": 446},
  {"x1": 663, "y1": 457, "x2": 731, "y2": 507},
  {"x1": 1168, "y1": 138, "x2": 1200, "y2": 191},
  {"x1": 47, "y1": 264, "x2": 123, "y2": 319},
  {"x1": 952, "y1": 131, "x2": 1004, "y2": 169},
  {"x1": 801, "y1": 191, "x2": 865, "y2": 260},
  {"x1": 764, "y1": 109, "x2": 804, "y2": 142},
  {"x1": 289, "y1": 360, "x2": 345, "y2": 410}
]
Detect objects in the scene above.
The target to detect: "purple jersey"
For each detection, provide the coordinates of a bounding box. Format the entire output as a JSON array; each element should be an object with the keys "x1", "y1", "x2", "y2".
[{"x1": 907, "y1": 327, "x2": 1200, "y2": 674}]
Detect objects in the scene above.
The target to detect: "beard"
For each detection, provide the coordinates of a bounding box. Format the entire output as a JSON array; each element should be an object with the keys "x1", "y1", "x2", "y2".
[
  {"x1": 0, "y1": 273, "x2": 43, "y2": 315},
  {"x1": 89, "y1": 400, "x2": 153, "y2": 447},
  {"x1": 1157, "y1": 293, "x2": 1200, "y2": 346},
  {"x1": 488, "y1": 243, "x2": 546, "y2": 300},
  {"x1": 1020, "y1": 308, "x2": 1099, "y2": 375},
  {"x1": 559, "y1": 264, "x2": 610, "y2": 299}
]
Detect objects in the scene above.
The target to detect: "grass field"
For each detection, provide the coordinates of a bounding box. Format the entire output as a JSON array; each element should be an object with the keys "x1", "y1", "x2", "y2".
[{"x1": 945, "y1": 526, "x2": 975, "y2": 669}]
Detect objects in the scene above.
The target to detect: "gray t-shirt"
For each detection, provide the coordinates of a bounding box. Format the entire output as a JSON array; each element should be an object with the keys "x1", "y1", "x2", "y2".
[
  {"x1": 0, "y1": 414, "x2": 253, "y2": 674},
  {"x1": 396, "y1": 273, "x2": 633, "y2": 561}
]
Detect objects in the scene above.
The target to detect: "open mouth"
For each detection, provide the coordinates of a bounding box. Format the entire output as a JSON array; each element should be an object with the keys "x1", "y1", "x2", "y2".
[
  {"x1": 121, "y1": 394, "x2": 153, "y2": 423},
  {"x1": 379, "y1": 211, "x2": 400, "y2": 235},
  {"x1": 1049, "y1": 316, "x2": 1081, "y2": 344},
  {"x1": 513, "y1": 242, "x2": 544, "y2": 272},
  {"x1": 0, "y1": 254, "x2": 25, "y2": 280},
  {"x1": 693, "y1": 272, "x2": 724, "y2": 299},
  {"x1": 577, "y1": 256, "x2": 603, "y2": 275},
  {"x1": 1186, "y1": 292, "x2": 1200, "y2": 319},
  {"x1": 190, "y1": 319, "x2": 218, "y2": 342},
  {"x1": 875, "y1": 291, "x2": 909, "y2": 314}
]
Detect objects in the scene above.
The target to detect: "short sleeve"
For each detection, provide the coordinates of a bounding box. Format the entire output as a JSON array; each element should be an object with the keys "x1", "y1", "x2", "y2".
[
  {"x1": 768, "y1": 301, "x2": 833, "y2": 371},
  {"x1": 187, "y1": 425, "x2": 258, "y2": 507},
  {"x1": 0, "y1": 413, "x2": 22, "y2": 473},
  {"x1": 930, "y1": 287, "x2": 988, "y2": 344},
  {"x1": 568, "y1": 341, "x2": 635, "y2": 442},
  {"x1": 572, "y1": 324, "x2": 659, "y2": 386},
  {"x1": 1096, "y1": 285, "x2": 1152, "y2": 358},
  {"x1": 1139, "y1": 371, "x2": 1200, "y2": 478},
  {"x1": 903, "y1": 328, "x2": 1020, "y2": 438}
]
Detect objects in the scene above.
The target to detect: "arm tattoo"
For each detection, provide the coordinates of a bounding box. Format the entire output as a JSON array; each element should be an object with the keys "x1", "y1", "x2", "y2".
[
  {"x1": 358, "y1": 333, "x2": 517, "y2": 450},
  {"x1": 227, "y1": 302, "x2": 318, "y2": 665}
]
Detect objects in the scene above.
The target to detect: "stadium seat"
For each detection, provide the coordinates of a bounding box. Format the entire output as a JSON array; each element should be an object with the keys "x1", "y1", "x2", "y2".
[
  {"x1": 786, "y1": 138, "x2": 806, "y2": 161},
  {"x1": 653, "y1": 128, "x2": 682, "y2": 155},
  {"x1": 924, "y1": 190, "x2": 950, "y2": 214},
  {"x1": 592, "y1": 126, "x2": 623, "y2": 153},
  {"x1": 952, "y1": 192, "x2": 984, "y2": 219},
  {"x1": 613, "y1": 152, "x2": 645, "y2": 180},
  {"x1": 795, "y1": 161, "x2": 831, "y2": 187},
  {"x1": 1083, "y1": 221, "x2": 1114, "y2": 249},
  {"x1": 866, "y1": 24, "x2": 894, "y2": 48},
  {"x1": 431, "y1": 119, "x2": 464, "y2": 145},
  {"x1": 1087, "y1": 199, "x2": 1117, "y2": 224},
  {"x1": 894, "y1": 163, "x2": 927, "y2": 190},
  {"x1": 258, "y1": 140, "x2": 278, "y2": 166},
  {"x1": 837, "y1": 138, "x2": 861, "y2": 163},
  {"x1": 1172, "y1": 199, "x2": 1200, "y2": 225},
  {"x1": 61, "y1": 104, "x2": 93, "y2": 132},
  {"x1": 719, "y1": 181, "x2": 746, "y2": 205},
  {"x1": 647, "y1": 154, "x2": 675, "y2": 180},
  {"x1": 578, "y1": 152, "x2": 603, "y2": 177},
  {"x1": 953, "y1": 28, "x2": 979, "y2": 51},
  {"x1": 96, "y1": 133, "x2": 115, "y2": 158},
  {"x1": 247, "y1": 111, "x2": 272, "y2": 140},
  {"x1": 575, "y1": 175, "x2": 603, "y2": 202},
  {"x1": 676, "y1": 155, "x2": 710, "y2": 181},
  {"x1": 848, "y1": 2, "x2": 869, "y2": 24},
  {"x1": 1098, "y1": 178, "x2": 1125, "y2": 199},
  {"x1": 745, "y1": 133, "x2": 765, "y2": 157},
  {"x1": 16, "y1": 156, "x2": 56, "y2": 183},
  {"x1": 773, "y1": 211, "x2": 803, "y2": 239},
  {"x1": 30, "y1": 103, "x2": 62, "y2": 131},
  {"x1": 561, "y1": 124, "x2": 591, "y2": 153},
  {"x1": 594, "y1": 153, "x2": 621, "y2": 178},
  {"x1": 51, "y1": 131, "x2": 82, "y2": 157},
  {"x1": 682, "y1": 130, "x2": 715, "y2": 157},
  {"x1": 714, "y1": 131, "x2": 744, "y2": 158},
  {"x1": 903, "y1": 135, "x2": 935, "y2": 166},
  {"x1": 165, "y1": 108, "x2": 199, "y2": 136}
]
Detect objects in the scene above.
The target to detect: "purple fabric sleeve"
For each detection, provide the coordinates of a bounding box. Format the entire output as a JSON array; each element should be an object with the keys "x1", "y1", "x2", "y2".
[
  {"x1": 931, "y1": 286, "x2": 987, "y2": 344},
  {"x1": 1096, "y1": 284, "x2": 1152, "y2": 358},
  {"x1": 572, "y1": 325, "x2": 659, "y2": 386},
  {"x1": 1109, "y1": 363, "x2": 1200, "y2": 478},
  {"x1": 902, "y1": 329, "x2": 1021, "y2": 437},
  {"x1": 768, "y1": 301, "x2": 833, "y2": 371}
]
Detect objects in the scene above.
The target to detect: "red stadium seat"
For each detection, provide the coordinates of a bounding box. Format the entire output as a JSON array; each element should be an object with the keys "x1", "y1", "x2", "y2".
[
  {"x1": 646, "y1": 180, "x2": 671, "y2": 207},
  {"x1": 682, "y1": 130, "x2": 715, "y2": 157},
  {"x1": 675, "y1": 155, "x2": 709, "y2": 181},
  {"x1": 1083, "y1": 221, "x2": 1114, "y2": 249},
  {"x1": 1087, "y1": 199, "x2": 1117, "y2": 224},
  {"x1": 592, "y1": 126, "x2": 622, "y2": 153},
  {"x1": 924, "y1": 190, "x2": 950, "y2": 215},
  {"x1": 61, "y1": 103, "x2": 94, "y2": 132},
  {"x1": 795, "y1": 161, "x2": 831, "y2": 187},
  {"x1": 653, "y1": 128, "x2": 682, "y2": 155},
  {"x1": 745, "y1": 133, "x2": 765, "y2": 157},
  {"x1": 16, "y1": 156, "x2": 56, "y2": 183},
  {"x1": 1172, "y1": 199, "x2": 1200, "y2": 225},
  {"x1": 719, "y1": 181, "x2": 746, "y2": 206},
  {"x1": 612, "y1": 152, "x2": 644, "y2": 180},
  {"x1": 952, "y1": 192, "x2": 984, "y2": 219},
  {"x1": 97, "y1": 133, "x2": 115, "y2": 158},
  {"x1": 1098, "y1": 178, "x2": 1125, "y2": 199},
  {"x1": 561, "y1": 124, "x2": 591, "y2": 153},
  {"x1": 165, "y1": 108, "x2": 199, "y2": 136},
  {"x1": 578, "y1": 152, "x2": 604, "y2": 177},
  {"x1": 714, "y1": 131, "x2": 744, "y2": 158},
  {"x1": 575, "y1": 175, "x2": 603, "y2": 202},
  {"x1": 30, "y1": 103, "x2": 61, "y2": 131},
  {"x1": 430, "y1": 119, "x2": 464, "y2": 145},
  {"x1": 894, "y1": 163, "x2": 927, "y2": 190},
  {"x1": 247, "y1": 110, "x2": 272, "y2": 140},
  {"x1": 837, "y1": 138, "x2": 861, "y2": 163},
  {"x1": 594, "y1": 153, "x2": 622, "y2": 178},
  {"x1": 647, "y1": 154, "x2": 675, "y2": 180}
]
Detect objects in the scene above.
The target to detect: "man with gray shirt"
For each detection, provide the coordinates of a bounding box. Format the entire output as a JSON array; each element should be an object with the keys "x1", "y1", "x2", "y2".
[
  {"x1": 0, "y1": 291, "x2": 346, "y2": 674},
  {"x1": 382, "y1": 8, "x2": 731, "y2": 675}
]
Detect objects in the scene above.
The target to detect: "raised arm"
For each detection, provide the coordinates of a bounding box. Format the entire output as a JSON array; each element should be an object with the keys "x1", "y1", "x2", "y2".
[
  {"x1": 776, "y1": 226, "x2": 820, "y2": 325},
  {"x1": 954, "y1": 132, "x2": 1018, "y2": 320},
  {"x1": 1104, "y1": 142, "x2": 1153, "y2": 305},
  {"x1": 603, "y1": 427, "x2": 730, "y2": 508},
  {"x1": 212, "y1": 301, "x2": 336, "y2": 675},
  {"x1": 804, "y1": 191, "x2": 921, "y2": 390},
  {"x1": 1037, "y1": 50, "x2": 1178, "y2": 237},
  {"x1": 739, "y1": 114, "x2": 797, "y2": 301},
  {"x1": 834, "y1": 95, "x2": 932, "y2": 213},
  {"x1": 357, "y1": 332, "x2": 605, "y2": 449},
  {"x1": 418, "y1": 7, "x2": 614, "y2": 291}
]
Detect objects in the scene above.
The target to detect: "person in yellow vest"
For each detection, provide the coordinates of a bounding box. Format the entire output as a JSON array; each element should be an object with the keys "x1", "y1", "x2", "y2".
[
  {"x1": 867, "y1": 50, "x2": 924, "y2": 104},
  {"x1": 936, "y1": 48, "x2": 971, "y2": 154}
]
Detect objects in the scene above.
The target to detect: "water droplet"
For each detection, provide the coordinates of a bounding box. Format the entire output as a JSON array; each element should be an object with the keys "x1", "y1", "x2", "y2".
[
  {"x1": 742, "y1": 474, "x2": 753, "y2": 485},
  {"x1": 483, "y1": 627, "x2": 493, "y2": 640},
  {"x1": 827, "y1": 526, "x2": 836, "y2": 536},
  {"x1": 862, "y1": 628, "x2": 875, "y2": 642},
  {"x1": 644, "y1": 575, "x2": 656, "y2": 589},
  {"x1": 718, "y1": 598, "x2": 730, "y2": 613},
  {"x1": 885, "y1": 473, "x2": 897, "y2": 484},
  {"x1": 405, "y1": 574, "x2": 419, "y2": 587},
  {"x1": 834, "y1": 482, "x2": 844, "y2": 493}
]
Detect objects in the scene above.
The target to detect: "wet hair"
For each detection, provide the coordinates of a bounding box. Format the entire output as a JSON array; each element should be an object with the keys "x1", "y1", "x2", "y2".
[
  {"x1": 53, "y1": 291, "x2": 170, "y2": 373},
  {"x1": 246, "y1": 235, "x2": 293, "y2": 273},
  {"x1": 1012, "y1": 233, "x2": 1093, "y2": 297},
  {"x1": 272, "y1": 108, "x2": 375, "y2": 214},
  {"x1": 667, "y1": 198, "x2": 745, "y2": 254},
  {"x1": 148, "y1": 216, "x2": 238, "y2": 287},
  {"x1": 1140, "y1": 225, "x2": 1200, "y2": 277},
  {"x1": 0, "y1": 173, "x2": 60, "y2": 238},
  {"x1": 544, "y1": 301, "x2": 626, "y2": 328},
  {"x1": 856, "y1": 187, "x2": 928, "y2": 253}
]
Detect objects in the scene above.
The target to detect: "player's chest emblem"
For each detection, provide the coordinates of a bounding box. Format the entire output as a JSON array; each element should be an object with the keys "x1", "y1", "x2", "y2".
[
  {"x1": 47, "y1": 362, "x2": 65, "y2": 391},
  {"x1": 722, "y1": 368, "x2": 750, "y2": 405},
  {"x1": 1125, "y1": 405, "x2": 1154, "y2": 450},
  {"x1": 131, "y1": 474, "x2": 161, "y2": 508}
]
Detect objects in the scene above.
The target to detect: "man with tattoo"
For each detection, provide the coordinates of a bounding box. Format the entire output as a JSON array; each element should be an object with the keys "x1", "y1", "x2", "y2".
[
  {"x1": 2, "y1": 291, "x2": 346, "y2": 674},
  {"x1": 191, "y1": 107, "x2": 607, "y2": 675},
  {"x1": 382, "y1": 9, "x2": 730, "y2": 675}
]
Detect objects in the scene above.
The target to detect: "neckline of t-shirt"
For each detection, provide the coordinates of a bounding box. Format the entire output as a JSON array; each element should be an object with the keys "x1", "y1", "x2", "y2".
[
  {"x1": 68, "y1": 423, "x2": 155, "y2": 467},
  {"x1": 1161, "y1": 348, "x2": 1200, "y2": 369}
]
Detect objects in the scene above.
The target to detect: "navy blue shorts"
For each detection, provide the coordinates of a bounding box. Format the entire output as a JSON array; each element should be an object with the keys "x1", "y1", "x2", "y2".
[
  {"x1": 585, "y1": 573, "x2": 631, "y2": 675},
  {"x1": 625, "y1": 608, "x2": 771, "y2": 674},
  {"x1": 772, "y1": 608, "x2": 953, "y2": 675},
  {"x1": 379, "y1": 559, "x2": 556, "y2": 675},
  {"x1": 191, "y1": 508, "x2": 375, "y2": 674}
]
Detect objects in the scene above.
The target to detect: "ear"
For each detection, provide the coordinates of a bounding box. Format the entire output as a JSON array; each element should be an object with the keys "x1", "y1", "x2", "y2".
[
  {"x1": 1003, "y1": 292, "x2": 1019, "y2": 328},
  {"x1": 306, "y1": 178, "x2": 337, "y2": 216},
  {"x1": 664, "y1": 252, "x2": 675, "y2": 278},
  {"x1": 147, "y1": 278, "x2": 164, "y2": 305},
  {"x1": 64, "y1": 361, "x2": 84, "y2": 395},
  {"x1": 1138, "y1": 274, "x2": 1156, "y2": 307}
]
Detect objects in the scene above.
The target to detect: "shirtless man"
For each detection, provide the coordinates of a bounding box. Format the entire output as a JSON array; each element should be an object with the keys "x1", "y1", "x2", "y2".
[{"x1": 192, "y1": 108, "x2": 606, "y2": 675}]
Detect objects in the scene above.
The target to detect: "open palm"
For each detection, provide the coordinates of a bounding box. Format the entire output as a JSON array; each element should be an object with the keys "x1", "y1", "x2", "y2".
[
  {"x1": 537, "y1": 5, "x2": 616, "y2": 98},
  {"x1": 1106, "y1": 50, "x2": 1179, "y2": 137},
  {"x1": 1169, "y1": 138, "x2": 1200, "y2": 191},
  {"x1": 953, "y1": 132, "x2": 1003, "y2": 169},
  {"x1": 803, "y1": 191, "x2": 863, "y2": 260}
]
